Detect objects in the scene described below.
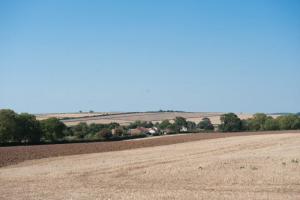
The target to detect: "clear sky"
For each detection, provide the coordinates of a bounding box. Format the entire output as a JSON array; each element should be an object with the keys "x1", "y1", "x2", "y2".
[{"x1": 0, "y1": 0, "x2": 299, "y2": 113}]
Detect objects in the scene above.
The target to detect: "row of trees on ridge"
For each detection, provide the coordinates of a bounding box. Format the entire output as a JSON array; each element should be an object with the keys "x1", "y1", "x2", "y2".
[{"x1": 0, "y1": 109, "x2": 299, "y2": 145}]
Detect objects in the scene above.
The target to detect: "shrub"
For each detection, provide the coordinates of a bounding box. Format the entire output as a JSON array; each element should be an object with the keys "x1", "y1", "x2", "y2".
[
  {"x1": 198, "y1": 118, "x2": 214, "y2": 130},
  {"x1": 72, "y1": 122, "x2": 89, "y2": 139},
  {"x1": 114, "y1": 127, "x2": 124, "y2": 136},
  {"x1": 88, "y1": 123, "x2": 106, "y2": 134},
  {"x1": 108, "y1": 122, "x2": 121, "y2": 129},
  {"x1": 128, "y1": 121, "x2": 152, "y2": 129},
  {"x1": 98, "y1": 128, "x2": 112, "y2": 139}
]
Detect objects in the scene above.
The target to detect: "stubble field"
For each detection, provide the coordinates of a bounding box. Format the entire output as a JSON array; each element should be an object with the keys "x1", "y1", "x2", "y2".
[{"x1": 0, "y1": 131, "x2": 299, "y2": 200}]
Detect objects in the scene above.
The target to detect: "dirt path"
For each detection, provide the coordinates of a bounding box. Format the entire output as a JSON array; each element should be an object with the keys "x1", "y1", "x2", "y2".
[
  {"x1": 1, "y1": 130, "x2": 299, "y2": 168},
  {"x1": 1, "y1": 133, "x2": 300, "y2": 200}
]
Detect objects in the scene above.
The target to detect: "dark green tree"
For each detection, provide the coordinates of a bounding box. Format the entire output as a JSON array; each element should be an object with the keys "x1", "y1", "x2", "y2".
[
  {"x1": 174, "y1": 117, "x2": 187, "y2": 127},
  {"x1": 219, "y1": 113, "x2": 242, "y2": 132},
  {"x1": 72, "y1": 122, "x2": 89, "y2": 139},
  {"x1": 88, "y1": 123, "x2": 102, "y2": 134},
  {"x1": 0, "y1": 109, "x2": 18, "y2": 143},
  {"x1": 187, "y1": 121, "x2": 197, "y2": 131},
  {"x1": 144, "y1": 121, "x2": 154, "y2": 128},
  {"x1": 127, "y1": 121, "x2": 152, "y2": 129},
  {"x1": 17, "y1": 113, "x2": 43, "y2": 143},
  {"x1": 128, "y1": 121, "x2": 142, "y2": 129},
  {"x1": 198, "y1": 118, "x2": 214, "y2": 130},
  {"x1": 158, "y1": 120, "x2": 171, "y2": 130},
  {"x1": 263, "y1": 117, "x2": 280, "y2": 130},
  {"x1": 40, "y1": 118, "x2": 66, "y2": 141},
  {"x1": 241, "y1": 119, "x2": 250, "y2": 131},
  {"x1": 166, "y1": 123, "x2": 178, "y2": 134},
  {"x1": 108, "y1": 122, "x2": 121, "y2": 129},
  {"x1": 248, "y1": 113, "x2": 268, "y2": 131},
  {"x1": 276, "y1": 115, "x2": 300, "y2": 130}
]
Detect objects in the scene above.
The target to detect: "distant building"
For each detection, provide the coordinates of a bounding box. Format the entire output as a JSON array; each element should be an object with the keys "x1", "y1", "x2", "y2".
[
  {"x1": 180, "y1": 126, "x2": 188, "y2": 132},
  {"x1": 148, "y1": 127, "x2": 159, "y2": 135},
  {"x1": 128, "y1": 127, "x2": 160, "y2": 136}
]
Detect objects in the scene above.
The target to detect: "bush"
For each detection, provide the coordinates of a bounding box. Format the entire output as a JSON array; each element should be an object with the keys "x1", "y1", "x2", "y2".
[
  {"x1": 128, "y1": 121, "x2": 153, "y2": 129},
  {"x1": 98, "y1": 128, "x2": 112, "y2": 139},
  {"x1": 72, "y1": 122, "x2": 89, "y2": 139},
  {"x1": 108, "y1": 122, "x2": 121, "y2": 129},
  {"x1": 198, "y1": 118, "x2": 214, "y2": 130},
  {"x1": 114, "y1": 127, "x2": 124, "y2": 136},
  {"x1": 88, "y1": 123, "x2": 106, "y2": 134},
  {"x1": 84, "y1": 133, "x2": 98, "y2": 140}
]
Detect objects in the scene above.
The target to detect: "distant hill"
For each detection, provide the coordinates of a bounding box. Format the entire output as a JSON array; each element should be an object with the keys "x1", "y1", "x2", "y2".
[{"x1": 270, "y1": 112, "x2": 300, "y2": 116}]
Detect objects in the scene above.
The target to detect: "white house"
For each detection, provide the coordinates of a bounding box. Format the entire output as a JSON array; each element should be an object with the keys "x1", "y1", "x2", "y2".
[{"x1": 180, "y1": 126, "x2": 188, "y2": 132}]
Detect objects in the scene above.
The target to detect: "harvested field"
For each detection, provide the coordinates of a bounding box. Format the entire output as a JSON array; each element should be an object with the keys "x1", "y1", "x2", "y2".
[
  {"x1": 60, "y1": 112, "x2": 225, "y2": 126},
  {"x1": 0, "y1": 132, "x2": 299, "y2": 200},
  {"x1": 35, "y1": 112, "x2": 117, "y2": 120},
  {"x1": 1, "y1": 131, "x2": 299, "y2": 168},
  {"x1": 59, "y1": 112, "x2": 279, "y2": 126}
]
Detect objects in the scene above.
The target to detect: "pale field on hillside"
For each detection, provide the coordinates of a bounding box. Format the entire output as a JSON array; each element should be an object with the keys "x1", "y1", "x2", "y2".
[
  {"x1": 35, "y1": 112, "x2": 118, "y2": 120},
  {"x1": 1, "y1": 133, "x2": 299, "y2": 200},
  {"x1": 42, "y1": 112, "x2": 280, "y2": 126}
]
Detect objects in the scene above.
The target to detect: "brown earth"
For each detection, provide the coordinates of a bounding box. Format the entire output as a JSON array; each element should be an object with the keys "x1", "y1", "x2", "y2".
[
  {"x1": 0, "y1": 132, "x2": 299, "y2": 200},
  {"x1": 0, "y1": 130, "x2": 299, "y2": 168}
]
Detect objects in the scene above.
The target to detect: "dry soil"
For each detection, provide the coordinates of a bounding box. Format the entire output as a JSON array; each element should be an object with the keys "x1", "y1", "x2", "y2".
[{"x1": 0, "y1": 133, "x2": 299, "y2": 200}]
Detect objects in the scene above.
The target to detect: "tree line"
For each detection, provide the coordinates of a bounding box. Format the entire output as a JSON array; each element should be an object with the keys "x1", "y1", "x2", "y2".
[
  {"x1": 0, "y1": 109, "x2": 300, "y2": 145},
  {"x1": 218, "y1": 113, "x2": 300, "y2": 132}
]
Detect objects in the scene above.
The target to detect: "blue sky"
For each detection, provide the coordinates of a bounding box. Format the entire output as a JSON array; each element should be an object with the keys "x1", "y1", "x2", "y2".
[{"x1": 0, "y1": 0, "x2": 299, "y2": 113}]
